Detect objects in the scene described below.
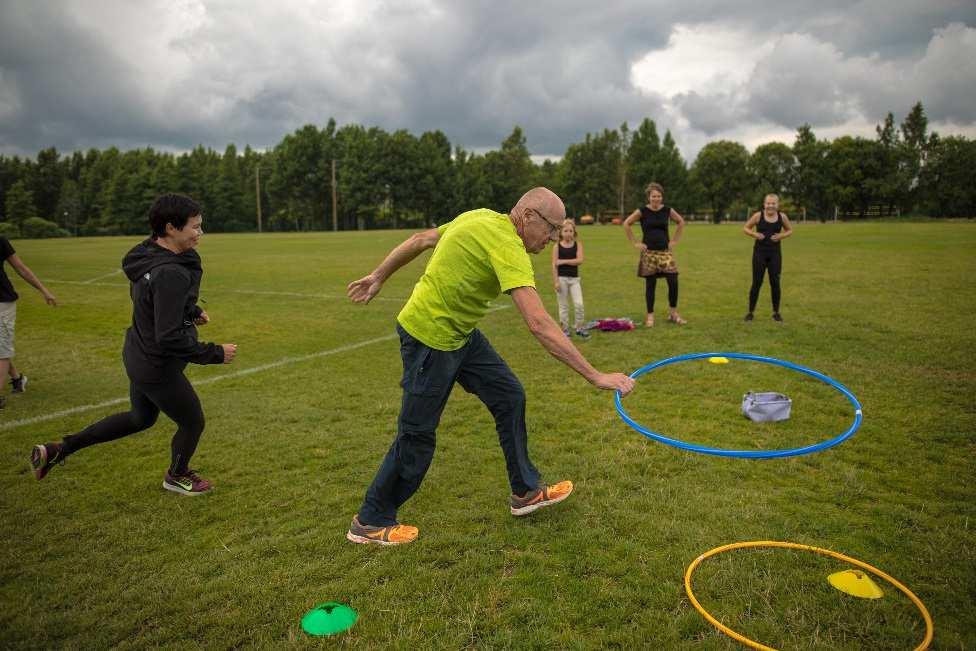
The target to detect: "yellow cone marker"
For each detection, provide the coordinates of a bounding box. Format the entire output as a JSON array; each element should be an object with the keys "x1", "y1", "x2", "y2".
[
  {"x1": 828, "y1": 569, "x2": 884, "y2": 599},
  {"x1": 708, "y1": 356, "x2": 729, "y2": 364}
]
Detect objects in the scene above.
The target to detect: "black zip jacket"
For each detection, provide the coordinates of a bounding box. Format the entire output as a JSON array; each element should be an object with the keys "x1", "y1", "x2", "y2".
[{"x1": 121, "y1": 238, "x2": 224, "y2": 382}]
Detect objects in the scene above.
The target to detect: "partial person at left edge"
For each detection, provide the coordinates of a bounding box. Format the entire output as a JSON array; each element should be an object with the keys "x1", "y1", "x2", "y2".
[
  {"x1": 29, "y1": 194, "x2": 238, "y2": 496},
  {"x1": 0, "y1": 235, "x2": 57, "y2": 410}
]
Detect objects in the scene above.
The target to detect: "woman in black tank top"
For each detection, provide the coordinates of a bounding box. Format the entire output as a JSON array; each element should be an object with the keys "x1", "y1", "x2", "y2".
[
  {"x1": 623, "y1": 182, "x2": 687, "y2": 327},
  {"x1": 743, "y1": 193, "x2": 794, "y2": 321}
]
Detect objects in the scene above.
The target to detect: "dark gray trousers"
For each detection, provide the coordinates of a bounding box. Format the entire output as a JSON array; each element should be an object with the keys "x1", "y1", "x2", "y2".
[{"x1": 358, "y1": 324, "x2": 541, "y2": 526}]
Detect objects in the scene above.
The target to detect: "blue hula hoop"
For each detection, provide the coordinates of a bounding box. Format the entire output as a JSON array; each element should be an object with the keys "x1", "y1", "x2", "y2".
[{"x1": 614, "y1": 352, "x2": 863, "y2": 459}]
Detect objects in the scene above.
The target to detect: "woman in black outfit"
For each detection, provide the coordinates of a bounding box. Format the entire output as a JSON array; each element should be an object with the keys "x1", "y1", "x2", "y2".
[
  {"x1": 623, "y1": 182, "x2": 687, "y2": 327},
  {"x1": 743, "y1": 193, "x2": 794, "y2": 321},
  {"x1": 30, "y1": 194, "x2": 238, "y2": 495}
]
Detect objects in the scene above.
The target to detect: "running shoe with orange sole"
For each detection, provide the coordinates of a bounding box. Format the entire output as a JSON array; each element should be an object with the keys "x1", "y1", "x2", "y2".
[
  {"x1": 346, "y1": 515, "x2": 418, "y2": 545},
  {"x1": 510, "y1": 480, "x2": 574, "y2": 516}
]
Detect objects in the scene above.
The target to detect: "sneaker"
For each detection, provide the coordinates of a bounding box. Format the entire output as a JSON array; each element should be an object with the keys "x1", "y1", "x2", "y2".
[
  {"x1": 772, "y1": 312, "x2": 783, "y2": 322},
  {"x1": 162, "y1": 469, "x2": 213, "y2": 496},
  {"x1": 30, "y1": 442, "x2": 65, "y2": 480},
  {"x1": 346, "y1": 515, "x2": 418, "y2": 545},
  {"x1": 744, "y1": 313, "x2": 754, "y2": 322},
  {"x1": 575, "y1": 329, "x2": 590, "y2": 339},
  {"x1": 11, "y1": 374, "x2": 27, "y2": 393},
  {"x1": 510, "y1": 480, "x2": 574, "y2": 516}
]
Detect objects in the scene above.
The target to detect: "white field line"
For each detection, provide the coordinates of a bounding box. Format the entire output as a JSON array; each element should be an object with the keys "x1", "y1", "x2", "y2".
[
  {"x1": 80, "y1": 269, "x2": 123, "y2": 284},
  {"x1": 44, "y1": 279, "x2": 406, "y2": 302},
  {"x1": 45, "y1": 279, "x2": 505, "y2": 308},
  {"x1": 1, "y1": 305, "x2": 511, "y2": 431}
]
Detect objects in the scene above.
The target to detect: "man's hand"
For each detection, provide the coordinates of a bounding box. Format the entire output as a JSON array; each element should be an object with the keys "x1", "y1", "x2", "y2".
[
  {"x1": 43, "y1": 291, "x2": 57, "y2": 306},
  {"x1": 347, "y1": 273, "x2": 384, "y2": 304},
  {"x1": 194, "y1": 310, "x2": 210, "y2": 325},
  {"x1": 592, "y1": 372, "x2": 636, "y2": 396},
  {"x1": 221, "y1": 343, "x2": 237, "y2": 363},
  {"x1": 553, "y1": 281, "x2": 560, "y2": 292}
]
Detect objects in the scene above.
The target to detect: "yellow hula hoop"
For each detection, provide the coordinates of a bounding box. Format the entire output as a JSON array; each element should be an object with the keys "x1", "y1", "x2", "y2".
[{"x1": 684, "y1": 541, "x2": 934, "y2": 651}]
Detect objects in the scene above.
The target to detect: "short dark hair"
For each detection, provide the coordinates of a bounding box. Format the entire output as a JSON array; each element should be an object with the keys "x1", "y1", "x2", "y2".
[{"x1": 148, "y1": 193, "x2": 202, "y2": 237}]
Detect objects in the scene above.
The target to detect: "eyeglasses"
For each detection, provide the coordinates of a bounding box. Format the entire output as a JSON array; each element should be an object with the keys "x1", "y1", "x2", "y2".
[{"x1": 534, "y1": 211, "x2": 561, "y2": 241}]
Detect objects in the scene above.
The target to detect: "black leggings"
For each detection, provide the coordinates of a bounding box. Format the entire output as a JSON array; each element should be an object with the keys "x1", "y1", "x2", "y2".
[
  {"x1": 62, "y1": 373, "x2": 205, "y2": 474},
  {"x1": 645, "y1": 274, "x2": 678, "y2": 313},
  {"x1": 749, "y1": 247, "x2": 782, "y2": 312}
]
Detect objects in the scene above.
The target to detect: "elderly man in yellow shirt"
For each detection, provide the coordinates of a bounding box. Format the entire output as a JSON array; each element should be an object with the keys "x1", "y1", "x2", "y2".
[{"x1": 345, "y1": 187, "x2": 635, "y2": 545}]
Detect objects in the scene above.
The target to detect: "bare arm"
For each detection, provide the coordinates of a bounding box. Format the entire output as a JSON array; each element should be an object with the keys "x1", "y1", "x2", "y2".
[
  {"x1": 669, "y1": 209, "x2": 685, "y2": 247},
  {"x1": 569, "y1": 240, "x2": 584, "y2": 265},
  {"x1": 510, "y1": 286, "x2": 635, "y2": 395},
  {"x1": 772, "y1": 214, "x2": 794, "y2": 241},
  {"x1": 743, "y1": 212, "x2": 763, "y2": 240},
  {"x1": 8, "y1": 255, "x2": 56, "y2": 305},
  {"x1": 622, "y1": 210, "x2": 646, "y2": 251},
  {"x1": 347, "y1": 228, "x2": 440, "y2": 303}
]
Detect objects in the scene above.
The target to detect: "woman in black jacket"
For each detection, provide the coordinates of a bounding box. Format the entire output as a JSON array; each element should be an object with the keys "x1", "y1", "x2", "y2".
[{"x1": 30, "y1": 194, "x2": 237, "y2": 495}]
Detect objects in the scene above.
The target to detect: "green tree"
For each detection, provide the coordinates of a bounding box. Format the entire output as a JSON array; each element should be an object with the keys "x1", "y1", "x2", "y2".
[
  {"x1": 0, "y1": 155, "x2": 30, "y2": 222},
  {"x1": 918, "y1": 136, "x2": 976, "y2": 217},
  {"x1": 32, "y1": 147, "x2": 64, "y2": 221},
  {"x1": 899, "y1": 101, "x2": 929, "y2": 211},
  {"x1": 414, "y1": 130, "x2": 454, "y2": 226},
  {"x1": 826, "y1": 136, "x2": 885, "y2": 217},
  {"x1": 748, "y1": 142, "x2": 795, "y2": 208},
  {"x1": 213, "y1": 144, "x2": 244, "y2": 231},
  {"x1": 626, "y1": 118, "x2": 661, "y2": 208},
  {"x1": 563, "y1": 129, "x2": 622, "y2": 218},
  {"x1": 689, "y1": 140, "x2": 751, "y2": 223},
  {"x1": 658, "y1": 131, "x2": 690, "y2": 211},
  {"x1": 451, "y1": 147, "x2": 491, "y2": 219},
  {"x1": 483, "y1": 127, "x2": 536, "y2": 212},
  {"x1": 874, "y1": 112, "x2": 908, "y2": 214},
  {"x1": 4, "y1": 179, "x2": 38, "y2": 226},
  {"x1": 335, "y1": 124, "x2": 385, "y2": 229},
  {"x1": 791, "y1": 125, "x2": 831, "y2": 219},
  {"x1": 55, "y1": 178, "x2": 82, "y2": 234}
]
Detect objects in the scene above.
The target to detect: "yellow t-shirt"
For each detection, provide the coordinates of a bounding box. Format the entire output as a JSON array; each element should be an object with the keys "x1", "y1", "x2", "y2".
[{"x1": 397, "y1": 209, "x2": 536, "y2": 350}]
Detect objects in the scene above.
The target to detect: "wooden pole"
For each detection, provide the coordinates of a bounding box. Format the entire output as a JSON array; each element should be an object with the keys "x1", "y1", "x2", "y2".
[
  {"x1": 255, "y1": 166, "x2": 263, "y2": 233},
  {"x1": 331, "y1": 159, "x2": 338, "y2": 231}
]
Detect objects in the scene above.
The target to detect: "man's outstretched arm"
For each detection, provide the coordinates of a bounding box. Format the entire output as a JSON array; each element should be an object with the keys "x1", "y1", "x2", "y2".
[
  {"x1": 347, "y1": 228, "x2": 440, "y2": 304},
  {"x1": 510, "y1": 286, "x2": 635, "y2": 395}
]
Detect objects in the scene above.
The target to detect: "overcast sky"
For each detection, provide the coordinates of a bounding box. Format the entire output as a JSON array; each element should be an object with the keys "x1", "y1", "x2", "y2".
[{"x1": 1, "y1": 0, "x2": 975, "y2": 162}]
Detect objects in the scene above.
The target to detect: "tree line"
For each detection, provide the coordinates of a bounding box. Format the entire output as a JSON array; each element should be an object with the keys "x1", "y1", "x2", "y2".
[{"x1": 1, "y1": 101, "x2": 973, "y2": 239}]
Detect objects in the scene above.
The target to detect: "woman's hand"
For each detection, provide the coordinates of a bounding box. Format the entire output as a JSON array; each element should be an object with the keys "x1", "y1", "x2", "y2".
[{"x1": 634, "y1": 242, "x2": 648, "y2": 252}]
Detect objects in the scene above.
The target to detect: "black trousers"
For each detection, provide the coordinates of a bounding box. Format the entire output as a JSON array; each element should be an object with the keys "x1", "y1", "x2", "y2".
[
  {"x1": 62, "y1": 372, "x2": 205, "y2": 474},
  {"x1": 645, "y1": 274, "x2": 678, "y2": 312},
  {"x1": 749, "y1": 247, "x2": 783, "y2": 312},
  {"x1": 358, "y1": 324, "x2": 541, "y2": 527}
]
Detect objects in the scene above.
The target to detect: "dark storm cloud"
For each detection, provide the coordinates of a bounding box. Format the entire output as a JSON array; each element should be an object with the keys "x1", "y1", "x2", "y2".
[{"x1": 1, "y1": 1, "x2": 974, "y2": 159}]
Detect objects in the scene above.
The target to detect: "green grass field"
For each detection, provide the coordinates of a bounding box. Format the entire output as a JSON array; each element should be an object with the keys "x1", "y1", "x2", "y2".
[{"x1": 1, "y1": 222, "x2": 974, "y2": 649}]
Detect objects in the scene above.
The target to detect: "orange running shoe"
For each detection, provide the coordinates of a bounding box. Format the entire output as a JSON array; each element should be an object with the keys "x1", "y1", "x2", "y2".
[
  {"x1": 345, "y1": 515, "x2": 419, "y2": 545},
  {"x1": 510, "y1": 480, "x2": 574, "y2": 516}
]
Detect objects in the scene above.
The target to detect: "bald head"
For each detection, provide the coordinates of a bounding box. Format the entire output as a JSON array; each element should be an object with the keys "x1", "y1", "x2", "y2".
[{"x1": 511, "y1": 187, "x2": 566, "y2": 225}]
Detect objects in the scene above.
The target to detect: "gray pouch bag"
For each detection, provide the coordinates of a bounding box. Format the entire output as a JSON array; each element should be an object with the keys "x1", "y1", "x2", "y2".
[{"x1": 742, "y1": 392, "x2": 792, "y2": 422}]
